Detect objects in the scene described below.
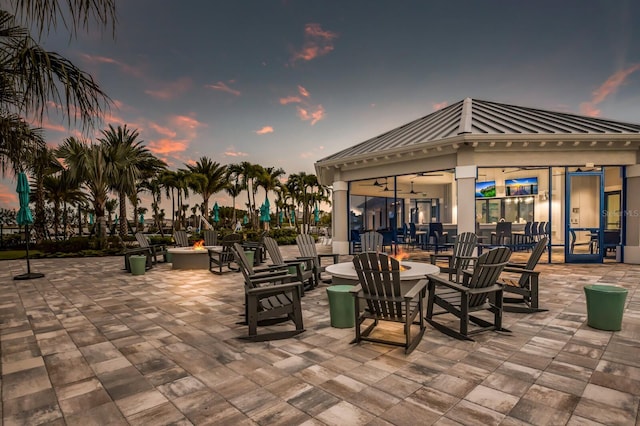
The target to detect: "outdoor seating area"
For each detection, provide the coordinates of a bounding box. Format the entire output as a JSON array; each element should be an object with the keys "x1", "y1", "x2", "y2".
[{"x1": 1, "y1": 241, "x2": 639, "y2": 424}]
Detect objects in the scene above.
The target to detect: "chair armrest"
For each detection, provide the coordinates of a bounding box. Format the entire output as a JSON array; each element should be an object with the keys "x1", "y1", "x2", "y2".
[
  {"x1": 318, "y1": 253, "x2": 340, "y2": 263},
  {"x1": 503, "y1": 267, "x2": 538, "y2": 276},
  {"x1": 430, "y1": 253, "x2": 453, "y2": 264},
  {"x1": 404, "y1": 279, "x2": 428, "y2": 299},
  {"x1": 246, "y1": 281, "x2": 303, "y2": 296},
  {"x1": 427, "y1": 274, "x2": 468, "y2": 292},
  {"x1": 349, "y1": 284, "x2": 363, "y2": 295}
]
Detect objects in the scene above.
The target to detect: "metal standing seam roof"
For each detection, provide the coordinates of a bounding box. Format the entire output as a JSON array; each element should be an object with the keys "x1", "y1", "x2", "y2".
[{"x1": 317, "y1": 97, "x2": 640, "y2": 163}]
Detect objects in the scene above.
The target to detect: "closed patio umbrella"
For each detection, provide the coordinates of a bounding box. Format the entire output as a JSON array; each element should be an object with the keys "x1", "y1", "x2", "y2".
[
  {"x1": 314, "y1": 205, "x2": 320, "y2": 223},
  {"x1": 14, "y1": 172, "x2": 44, "y2": 280},
  {"x1": 212, "y1": 202, "x2": 220, "y2": 223},
  {"x1": 243, "y1": 214, "x2": 248, "y2": 224},
  {"x1": 279, "y1": 211, "x2": 284, "y2": 226},
  {"x1": 290, "y1": 210, "x2": 296, "y2": 225}
]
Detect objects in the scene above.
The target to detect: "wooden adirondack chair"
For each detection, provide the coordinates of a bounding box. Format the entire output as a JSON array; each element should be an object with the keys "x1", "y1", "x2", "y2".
[
  {"x1": 351, "y1": 252, "x2": 427, "y2": 354},
  {"x1": 360, "y1": 231, "x2": 384, "y2": 252},
  {"x1": 208, "y1": 233, "x2": 242, "y2": 274},
  {"x1": 430, "y1": 232, "x2": 478, "y2": 282},
  {"x1": 203, "y1": 229, "x2": 218, "y2": 246},
  {"x1": 231, "y1": 243, "x2": 304, "y2": 341},
  {"x1": 295, "y1": 233, "x2": 340, "y2": 286},
  {"x1": 173, "y1": 230, "x2": 190, "y2": 247},
  {"x1": 263, "y1": 236, "x2": 314, "y2": 293},
  {"x1": 499, "y1": 237, "x2": 548, "y2": 313},
  {"x1": 426, "y1": 246, "x2": 512, "y2": 341},
  {"x1": 134, "y1": 232, "x2": 167, "y2": 264}
]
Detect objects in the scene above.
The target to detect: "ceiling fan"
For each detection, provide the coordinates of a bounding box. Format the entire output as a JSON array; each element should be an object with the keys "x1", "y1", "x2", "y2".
[
  {"x1": 409, "y1": 181, "x2": 418, "y2": 194},
  {"x1": 362, "y1": 177, "x2": 386, "y2": 187}
]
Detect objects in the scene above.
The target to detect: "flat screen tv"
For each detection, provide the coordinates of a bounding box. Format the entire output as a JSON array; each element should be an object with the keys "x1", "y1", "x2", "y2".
[
  {"x1": 475, "y1": 181, "x2": 496, "y2": 198},
  {"x1": 505, "y1": 177, "x2": 538, "y2": 196}
]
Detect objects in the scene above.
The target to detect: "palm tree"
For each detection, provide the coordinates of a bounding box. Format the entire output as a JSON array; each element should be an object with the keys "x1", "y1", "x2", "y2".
[
  {"x1": 59, "y1": 171, "x2": 86, "y2": 239},
  {"x1": 237, "y1": 161, "x2": 261, "y2": 227},
  {"x1": 256, "y1": 166, "x2": 285, "y2": 230},
  {"x1": 105, "y1": 198, "x2": 117, "y2": 231},
  {"x1": 1, "y1": 2, "x2": 115, "y2": 162},
  {"x1": 99, "y1": 124, "x2": 166, "y2": 237},
  {"x1": 183, "y1": 157, "x2": 227, "y2": 228},
  {"x1": 56, "y1": 137, "x2": 110, "y2": 242},
  {"x1": 42, "y1": 174, "x2": 65, "y2": 238},
  {"x1": 26, "y1": 146, "x2": 63, "y2": 241},
  {"x1": 141, "y1": 176, "x2": 165, "y2": 236},
  {"x1": 286, "y1": 172, "x2": 328, "y2": 232},
  {"x1": 226, "y1": 163, "x2": 245, "y2": 225},
  {"x1": 160, "y1": 170, "x2": 179, "y2": 232}
]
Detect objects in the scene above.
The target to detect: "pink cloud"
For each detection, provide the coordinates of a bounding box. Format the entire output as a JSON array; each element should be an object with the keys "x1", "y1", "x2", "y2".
[
  {"x1": 298, "y1": 85, "x2": 310, "y2": 97},
  {"x1": 433, "y1": 101, "x2": 448, "y2": 110},
  {"x1": 255, "y1": 126, "x2": 274, "y2": 135},
  {"x1": 205, "y1": 81, "x2": 241, "y2": 96},
  {"x1": 147, "y1": 139, "x2": 189, "y2": 155},
  {"x1": 296, "y1": 105, "x2": 325, "y2": 125},
  {"x1": 580, "y1": 64, "x2": 640, "y2": 117},
  {"x1": 291, "y1": 23, "x2": 338, "y2": 63},
  {"x1": 148, "y1": 122, "x2": 177, "y2": 138},
  {"x1": 224, "y1": 149, "x2": 249, "y2": 157},
  {"x1": 279, "y1": 96, "x2": 302, "y2": 105},
  {"x1": 80, "y1": 54, "x2": 144, "y2": 78},
  {"x1": 145, "y1": 77, "x2": 193, "y2": 100}
]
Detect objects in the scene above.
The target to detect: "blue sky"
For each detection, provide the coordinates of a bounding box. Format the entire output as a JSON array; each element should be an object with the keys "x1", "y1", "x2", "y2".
[{"x1": 2, "y1": 0, "x2": 639, "y2": 212}]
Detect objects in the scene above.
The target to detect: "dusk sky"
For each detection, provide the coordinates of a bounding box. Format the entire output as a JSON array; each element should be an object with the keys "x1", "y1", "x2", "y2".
[{"x1": 2, "y1": 0, "x2": 640, "y2": 213}]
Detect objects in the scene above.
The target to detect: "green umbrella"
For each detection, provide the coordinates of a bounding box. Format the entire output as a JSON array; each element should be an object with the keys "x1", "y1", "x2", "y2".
[
  {"x1": 114, "y1": 214, "x2": 119, "y2": 224},
  {"x1": 139, "y1": 213, "x2": 145, "y2": 224},
  {"x1": 212, "y1": 202, "x2": 220, "y2": 223},
  {"x1": 262, "y1": 197, "x2": 271, "y2": 222},
  {"x1": 89, "y1": 212, "x2": 94, "y2": 225},
  {"x1": 14, "y1": 172, "x2": 44, "y2": 280},
  {"x1": 290, "y1": 210, "x2": 296, "y2": 224},
  {"x1": 279, "y1": 211, "x2": 284, "y2": 225},
  {"x1": 243, "y1": 214, "x2": 248, "y2": 224},
  {"x1": 314, "y1": 205, "x2": 320, "y2": 223}
]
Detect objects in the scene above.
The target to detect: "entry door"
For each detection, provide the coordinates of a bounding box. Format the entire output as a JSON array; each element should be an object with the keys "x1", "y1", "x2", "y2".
[{"x1": 565, "y1": 171, "x2": 604, "y2": 263}]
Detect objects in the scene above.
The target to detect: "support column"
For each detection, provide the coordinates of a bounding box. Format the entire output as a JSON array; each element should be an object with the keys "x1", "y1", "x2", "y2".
[
  {"x1": 455, "y1": 165, "x2": 477, "y2": 234},
  {"x1": 623, "y1": 165, "x2": 640, "y2": 263},
  {"x1": 332, "y1": 180, "x2": 349, "y2": 254}
]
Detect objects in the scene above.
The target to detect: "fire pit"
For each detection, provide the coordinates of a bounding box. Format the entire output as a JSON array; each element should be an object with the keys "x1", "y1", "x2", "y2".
[{"x1": 167, "y1": 240, "x2": 217, "y2": 270}]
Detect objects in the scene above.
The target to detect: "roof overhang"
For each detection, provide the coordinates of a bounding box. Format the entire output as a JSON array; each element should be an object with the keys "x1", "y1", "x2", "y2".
[{"x1": 315, "y1": 133, "x2": 640, "y2": 185}]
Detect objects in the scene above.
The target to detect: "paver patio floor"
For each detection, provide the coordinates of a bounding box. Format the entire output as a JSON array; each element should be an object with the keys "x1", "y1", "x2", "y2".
[{"x1": 1, "y1": 245, "x2": 639, "y2": 425}]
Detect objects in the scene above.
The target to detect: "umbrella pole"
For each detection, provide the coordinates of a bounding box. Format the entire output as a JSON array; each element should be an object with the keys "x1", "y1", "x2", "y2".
[{"x1": 14, "y1": 224, "x2": 44, "y2": 280}]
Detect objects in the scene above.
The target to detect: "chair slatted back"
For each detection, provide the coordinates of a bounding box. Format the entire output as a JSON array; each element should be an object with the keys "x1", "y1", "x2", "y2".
[
  {"x1": 530, "y1": 221, "x2": 539, "y2": 240},
  {"x1": 296, "y1": 233, "x2": 319, "y2": 269},
  {"x1": 353, "y1": 252, "x2": 404, "y2": 319},
  {"x1": 453, "y1": 232, "x2": 478, "y2": 272},
  {"x1": 264, "y1": 236, "x2": 285, "y2": 265},
  {"x1": 519, "y1": 237, "x2": 547, "y2": 287},
  {"x1": 203, "y1": 230, "x2": 217, "y2": 246},
  {"x1": 361, "y1": 231, "x2": 384, "y2": 252},
  {"x1": 135, "y1": 232, "x2": 150, "y2": 248},
  {"x1": 231, "y1": 243, "x2": 256, "y2": 287},
  {"x1": 173, "y1": 230, "x2": 189, "y2": 247},
  {"x1": 464, "y1": 247, "x2": 511, "y2": 307}
]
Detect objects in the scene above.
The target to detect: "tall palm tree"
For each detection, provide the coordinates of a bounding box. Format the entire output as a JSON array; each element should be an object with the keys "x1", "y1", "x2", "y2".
[
  {"x1": 42, "y1": 174, "x2": 65, "y2": 237},
  {"x1": 237, "y1": 161, "x2": 261, "y2": 226},
  {"x1": 56, "y1": 137, "x2": 111, "y2": 242},
  {"x1": 226, "y1": 163, "x2": 245, "y2": 226},
  {"x1": 104, "y1": 198, "x2": 117, "y2": 231},
  {"x1": 99, "y1": 124, "x2": 166, "y2": 237},
  {"x1": 26, "y1": 145, "x2": 63, "y2": 241},
  {"x1": 160, "y1": 170, "x2": 179, "y2": 231},
  {"x1": 59, "y1": 170, "x2": 86, "y2": 239},
  {"x1": 141, "y1": 176, "x2": 165, "y2": 236},
  {"x1": 183, "y1": 157, "x2": 227, "y2": 228}
]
